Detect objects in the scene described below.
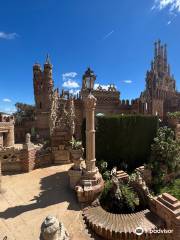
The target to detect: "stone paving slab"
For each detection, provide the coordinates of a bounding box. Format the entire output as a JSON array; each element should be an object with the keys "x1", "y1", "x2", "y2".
[{"x1": 0, "y1": 165, "x2": 95, "y2": 240}]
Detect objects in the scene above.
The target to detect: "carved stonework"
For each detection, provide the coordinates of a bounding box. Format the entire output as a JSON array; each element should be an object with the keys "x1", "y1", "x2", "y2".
[{"x1": 40, "y1": 215, "x2": 70, "y2": 240}]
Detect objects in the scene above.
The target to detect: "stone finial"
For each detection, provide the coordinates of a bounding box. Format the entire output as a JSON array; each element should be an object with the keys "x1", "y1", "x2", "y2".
[
  {"x1": 85, "y1": 93, "x2": 97, "y2": 109},
  {"x1": 25, "y1": 133, "x2": 31, "y2": 144},
  {"x1": 40, "y1": 215, "x2": 70, "y2": 240}
]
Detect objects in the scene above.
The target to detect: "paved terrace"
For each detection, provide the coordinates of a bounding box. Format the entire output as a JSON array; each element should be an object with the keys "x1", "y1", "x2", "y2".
[{"x1": 0, "y1": 165, "x2": 98, "y2": 240}]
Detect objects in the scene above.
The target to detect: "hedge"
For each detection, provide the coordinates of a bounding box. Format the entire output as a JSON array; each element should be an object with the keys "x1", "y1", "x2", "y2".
[{"x1": 82, "y1": 115, "x2": 159, "y2": 172}]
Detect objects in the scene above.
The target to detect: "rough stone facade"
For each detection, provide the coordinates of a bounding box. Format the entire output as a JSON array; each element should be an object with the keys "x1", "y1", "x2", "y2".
[
  {"x1": 0, "y1": 134, "x2": 52, "y2": 173},
  {"x1": 0, "y1": 113, "x2": 14, "y2": 148}
]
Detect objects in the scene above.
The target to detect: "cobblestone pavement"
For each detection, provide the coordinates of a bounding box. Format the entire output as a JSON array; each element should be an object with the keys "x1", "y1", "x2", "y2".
[{"x1": 0, "y1": 165, "x2": 96, "y2": 240}]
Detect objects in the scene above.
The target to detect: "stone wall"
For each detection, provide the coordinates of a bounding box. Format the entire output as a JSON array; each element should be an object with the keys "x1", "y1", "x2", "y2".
[
  {"x1": 0, "y1": 145, "x2": 52, "y2": 173},
  {"x1": 149, "y1": 193, "x2": 180, "y2": 240}
]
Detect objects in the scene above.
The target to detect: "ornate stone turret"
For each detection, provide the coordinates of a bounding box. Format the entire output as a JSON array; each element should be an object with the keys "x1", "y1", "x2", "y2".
[
  {"x1": 40, "y1": 215, "x2": 70, "y2": 240},
  {"x1": 140, "y1": 40, "x2": 177, "y2": 118},
  {"x1": 33, "y1": 55, "x2": 54, "y2": 113}
]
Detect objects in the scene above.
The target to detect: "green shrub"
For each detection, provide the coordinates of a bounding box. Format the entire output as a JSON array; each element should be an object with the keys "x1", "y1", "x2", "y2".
[
  {"x1": 149, "y1": 126, "x2": 180, "y2": 192},
  {"x1": 100, "y1": 180, "x2": 139, "y2": 213},
  {"x1": 82, "y1": 115, "x2": 159, "y2": 172},
  {"x1": 167, "y1": 111, "x2": 180, "y2": 118},
  {"x1": 159, "y1": 179, "x2": 180, "y2": 200}
]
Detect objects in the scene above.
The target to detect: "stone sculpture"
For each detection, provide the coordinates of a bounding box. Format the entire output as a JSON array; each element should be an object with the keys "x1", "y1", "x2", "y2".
[{"x1": 40, "y1": 215, "x2": 70, "y2": 240}]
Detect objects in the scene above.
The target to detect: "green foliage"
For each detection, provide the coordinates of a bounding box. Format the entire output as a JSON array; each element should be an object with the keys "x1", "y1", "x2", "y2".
[
  {"x1": 70, "y1": 137, "x2": 82, "y2": 150},
  {"x1": 14, "y1": 102, "x2": 36, "y2": 122},
  {"x1": 82, "y1": 115, "x2": 159, "y2": 171},
  {"x1": 100, "y1": 180, "x2": 139, "y2": 213},
  {"x1": 149, "y1": 126, "x2": 180, "y2": 191},
  {"x1": 167, "y1": 111, "x2": 180, "y2": 118},
  {"x1": 97, "y1": 160, "x2": 111, "y2": 181},
  {"x1": 159, "y1": 179, "x2": 180, "y2": 200},
  {"x1": 100, "y1": 180, "x2": 112, "y2": 203}
]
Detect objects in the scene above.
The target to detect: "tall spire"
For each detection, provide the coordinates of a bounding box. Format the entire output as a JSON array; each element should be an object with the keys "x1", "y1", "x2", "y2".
[
  {"x1": 45, "y1": 53, "x2": 51, "y2": 64},
  {"x1": 164, "y1": 44, "x2": 167, "y2": 72},
  {"x1": 154, "y1": 41, "x2": 158, "y2": 58},
  {"x1": 157, "y1": 39, "x2": 161, "y2": 56}
]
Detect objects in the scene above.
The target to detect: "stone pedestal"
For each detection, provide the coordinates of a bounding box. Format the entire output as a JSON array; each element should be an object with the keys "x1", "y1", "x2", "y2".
[
  {"x1": 53, "y1": 148, "x2": 70, "y2": 165},
  {"x1": 21, "y1": 133, "x2": 37, "y2": 172},
  {"x1": 68, "y1": 149, "x2": 83, "y2": 189},
  {"x1": 68, "y1": 169, "x2": 82, "y2": 189}
]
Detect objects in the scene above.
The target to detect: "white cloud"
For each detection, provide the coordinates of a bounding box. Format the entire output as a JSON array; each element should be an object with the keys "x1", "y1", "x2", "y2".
[
  {"x1": 103, "y1": 30, "x2": 114, "y2": 40},
  {"x1": 2, "y1": 98, "x2": 12, "y2": 102},
  {"x1": 62, "y1": 80, "x2": 79, "y2": 88},
  {"x1": 69, "y1": 89, "x2": 80, "y2": 95},
  {"x1": 152, "y1": 0, "x2": 180, "y2": 12},
  {"x1": 122, "y1": 80, "x2": 132, "y2": 84},
  {"x1": 94, "y1": 83, "x2": 110, "y2": 90},
  {"x1": 0, "y1": 32, "x2": 18, "y2": 40},
  {"x1": 4, "y1": 107, "x2": 16, "y2": 114},
  {"x1": 62, "y1": 72, "x2": 77, "y2": 81}
]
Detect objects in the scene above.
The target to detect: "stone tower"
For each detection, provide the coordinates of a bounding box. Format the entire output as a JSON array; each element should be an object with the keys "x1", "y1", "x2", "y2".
[
  {"x1": 33, "y1": 55, "x2": 54, "y2": 139},
  {"x1": 33, "y1": 55, "x2": 54, "y2": 113},
  {"x1": 140, "y1": 40, "x2": 176, "y2": 118}
]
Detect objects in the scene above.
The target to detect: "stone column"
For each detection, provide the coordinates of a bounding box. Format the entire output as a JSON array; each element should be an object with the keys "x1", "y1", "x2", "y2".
[
  {"x1": 6, "y1": 125, "x2": 14, "y2": 147},
  {"x1": 75, "y1": 93, "x2": 104, "y2": 203},
  {"x1": 85, "y1": 93, "x2": 97, "y2": 174}
]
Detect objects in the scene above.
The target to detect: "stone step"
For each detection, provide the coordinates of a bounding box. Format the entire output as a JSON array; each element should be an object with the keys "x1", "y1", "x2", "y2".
[
  {"x1": 83, "y1": 206, "x2": 164, "y2": 238},
  {"x1": 162, "y1": 193, "x2": 178, "y2": 204}
]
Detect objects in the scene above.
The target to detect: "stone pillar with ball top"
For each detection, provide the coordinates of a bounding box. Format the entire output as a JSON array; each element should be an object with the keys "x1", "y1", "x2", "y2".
[{"x1": 76, "y1": 93, "x2": 104, "y2": 203}]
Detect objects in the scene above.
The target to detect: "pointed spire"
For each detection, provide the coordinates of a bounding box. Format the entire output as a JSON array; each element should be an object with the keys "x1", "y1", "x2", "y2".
[
  {"x1": 154, "y1": 41, "x2": 158, "y2": 58},
  {"x1": 158, "y1": 39, "x2": 161, "y2": 55},
  {"x1": 45, "y1": 54, "x2": 51, "y2": 64},
  {"x1": 168, "y1": 64, "x2": 171, "y2": 75},
  {"x1": 164, "y1": 44, "x2": 168, "y2": 72},
  {"x1": 151, "y1": 61, "x2": 154, "y2": 71}
]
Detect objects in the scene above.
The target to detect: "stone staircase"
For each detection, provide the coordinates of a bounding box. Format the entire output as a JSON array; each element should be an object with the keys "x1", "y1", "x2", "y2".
[
  {"x1": 83, "y1": 206, "x2": 164, "y2": 240},
  {"x1": 116, "y1": 170, "x2": 129, "y2": 182}
]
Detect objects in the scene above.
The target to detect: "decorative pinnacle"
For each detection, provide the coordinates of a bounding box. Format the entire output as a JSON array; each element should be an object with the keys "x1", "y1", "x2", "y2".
[{"x1": 45, "y1": 54, "x2": 51, "y2": 64}]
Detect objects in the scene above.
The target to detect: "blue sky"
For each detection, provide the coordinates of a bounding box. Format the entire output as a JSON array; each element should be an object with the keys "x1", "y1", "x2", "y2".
[{"x1": 0, "y1": 0, "x2": 180, "y2": 113}]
